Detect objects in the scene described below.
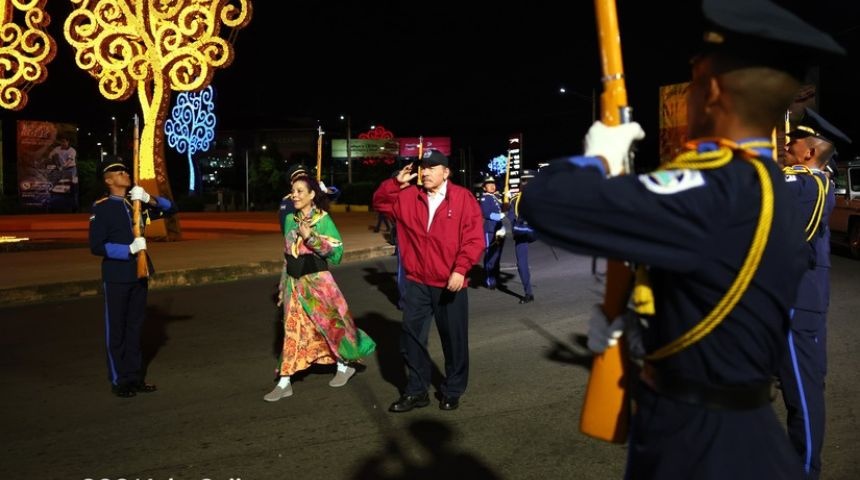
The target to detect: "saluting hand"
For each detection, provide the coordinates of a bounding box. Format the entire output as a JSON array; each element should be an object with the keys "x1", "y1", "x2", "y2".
[{"x1": 396, "y1": 164, "x2": 418, "y2": 187}]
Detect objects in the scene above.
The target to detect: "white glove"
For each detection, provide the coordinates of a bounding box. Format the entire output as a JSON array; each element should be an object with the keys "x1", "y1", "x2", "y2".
[
  {"x1": 129, "y1": 186, "x2": 151, "y2": 203},
  {"x1": 129, "y1": 237, "x2": 147, "y2": 254},
  {"x1": 587, "y1": 304, "x2": 626, "y2": 354},
  {"x1": 495, "y1": 227, "x2": 506, "y2": 238},
  {"x1": 584, "y1": 121, "x2": 646, "y2": 177}
]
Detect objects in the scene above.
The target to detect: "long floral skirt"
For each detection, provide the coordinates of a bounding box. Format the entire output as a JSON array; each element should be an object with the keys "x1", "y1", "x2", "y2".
[
  {"x1": 277, "y1": 271, "x2": 376, "y2": 376},
  {"x1": 278, "y1": 292, "x2": 336, "y2": 376}
]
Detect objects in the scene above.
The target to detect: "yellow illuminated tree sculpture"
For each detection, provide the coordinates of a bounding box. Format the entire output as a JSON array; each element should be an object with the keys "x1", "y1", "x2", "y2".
[
  {"x1": 0, "y1": 0, "x2": 57, "y2": 111},
  {"x1": 63, "y1": 0, "x2": 251, "y2": 239}
]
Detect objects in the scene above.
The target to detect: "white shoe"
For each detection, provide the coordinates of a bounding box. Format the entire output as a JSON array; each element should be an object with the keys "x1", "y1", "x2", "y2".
[
  {"x1": 329, "y1": 366, "x2": 356, "y2": 387},
  {"x1": 263, "y1": 383, "x2": 293, "y2": 402}
]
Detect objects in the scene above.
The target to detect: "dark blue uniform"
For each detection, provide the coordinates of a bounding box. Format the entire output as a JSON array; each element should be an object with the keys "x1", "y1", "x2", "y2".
[
  {"x1": 278, "y1": 194, "x2": 296, "y2": 234},
  {"x1": 779, "y1": 166, "x2": 835, "y2": 480},
  {"x1": 507, "y1": 193, "x2": 535, "y2": 300},
  {"x1": 479, "y1": 191, "x2": 504, "y2": 288},
  {"x1": 521, "y1": 140, "x2": 807, "y2": 479},
  {"x1": 89, "y1": 194, "x2": 176, "y2": 390}
]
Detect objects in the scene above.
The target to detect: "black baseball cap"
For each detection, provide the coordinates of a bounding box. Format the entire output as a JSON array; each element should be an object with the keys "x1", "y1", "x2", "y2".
[{"x1": 421, "y1": 150, "x2": 449, "y2": 168}]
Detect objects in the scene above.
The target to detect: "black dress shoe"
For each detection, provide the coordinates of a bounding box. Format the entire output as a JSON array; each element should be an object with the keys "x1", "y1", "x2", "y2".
[
  {"x1": 439, "y1": 396, "x2": 460, "y2": 410},
  {"x1": 133, "y1": 382, "x2": 158, "y2": 393},
  {"x1": 111, "y1": 385, "x2": 136, "y2": 398},
  {"x1": 389, "y1": 392, "x2": 430, "y2": 413},
  {"x1": 519, "y1": 294, "x2": 534, "y2": 304}
]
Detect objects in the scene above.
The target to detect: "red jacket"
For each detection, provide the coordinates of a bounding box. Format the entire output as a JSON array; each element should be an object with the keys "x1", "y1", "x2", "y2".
[{"x1": 373, "y1": 178, "x2": 484, "y2": 288}]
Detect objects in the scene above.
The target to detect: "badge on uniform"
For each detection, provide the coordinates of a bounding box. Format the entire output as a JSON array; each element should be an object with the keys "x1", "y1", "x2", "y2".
[{"x1": 638, "y1": 169, "x2": 705, "y2": 194}]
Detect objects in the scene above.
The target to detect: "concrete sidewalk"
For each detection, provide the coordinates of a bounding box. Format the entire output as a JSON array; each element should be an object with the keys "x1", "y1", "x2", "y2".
[{"x1": 0, "y1": 211, "x2": 394, "y2": 306}]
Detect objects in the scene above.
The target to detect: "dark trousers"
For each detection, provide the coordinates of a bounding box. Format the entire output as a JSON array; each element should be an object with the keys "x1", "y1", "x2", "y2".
[
  {"x1": 514, "y1": 240, "x2": 532, "y2": 295},
  {"x1": 779, "y1": 309, "x2": 827, "y2": 480},
  {"x1": 395, "y1": 246, "x2": 407, "y2": 310},
  {"x1": 483, "y1": 232, "x2": 503, "y2": 287},
  {"x1": 627, "y1": 384, "x2": 803, "y2": 479},
  {"x1": 375, "y1": 213, "x2": 391, "y2": 232},
  {"x1": 103, "y1": 280, "x2": 148, "y2": 387},
  {"x1": 401, "y1": 279, "x2": 469, "y2": 398}
]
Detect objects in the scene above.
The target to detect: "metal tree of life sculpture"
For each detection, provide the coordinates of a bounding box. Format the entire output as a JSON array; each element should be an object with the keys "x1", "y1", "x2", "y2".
[
  {"x1": 63, "y1": 0, "x2": 251, "y2": 239},
  {"x1": 165, "y1": 85, "x2": 216, "y2": 195},
  {"x1": 0, "y1": 0, "x2": 57, "y2": 111}
]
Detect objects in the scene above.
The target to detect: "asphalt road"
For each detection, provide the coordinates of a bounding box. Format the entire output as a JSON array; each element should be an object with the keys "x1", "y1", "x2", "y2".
[{"x1": 2, "y1": 243, "x2": 858, "y2": 480}]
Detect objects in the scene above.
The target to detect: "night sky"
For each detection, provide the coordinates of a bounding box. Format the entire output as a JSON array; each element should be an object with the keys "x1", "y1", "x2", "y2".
[{"x1": 2, "y1": 1, "x2": 858, "y2": 172}]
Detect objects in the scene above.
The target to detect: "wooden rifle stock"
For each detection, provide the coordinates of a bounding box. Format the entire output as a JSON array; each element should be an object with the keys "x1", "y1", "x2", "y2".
[
  {"x1": 132, "y1": 114, "x2": 149, "y2": 279},
  {"x1": 579, "y1": 0, "x2": 634, "y2": 444},
  {"x1": 316, "y1": 126, "x2": 324, "y2": 182}
]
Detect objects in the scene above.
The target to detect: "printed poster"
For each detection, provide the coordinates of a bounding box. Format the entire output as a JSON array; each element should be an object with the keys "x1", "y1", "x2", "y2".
[{"x1": 17, "y1": 120, "x2": 79, "y2": 211}]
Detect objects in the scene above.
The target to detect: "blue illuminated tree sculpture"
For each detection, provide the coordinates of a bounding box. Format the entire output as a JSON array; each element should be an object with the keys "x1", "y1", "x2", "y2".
[
  {"x1": 165, "y1": 86, "x2": 216, "y2": 194},
  {"x1": 487, "y1": 154, "x2": 507, "y2": 177}
]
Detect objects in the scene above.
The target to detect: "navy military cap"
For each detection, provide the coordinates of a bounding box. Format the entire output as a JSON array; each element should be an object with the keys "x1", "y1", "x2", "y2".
[
  {"x1": 482, "y1": 175, "x2": 496, "y2": 185},
  {"x1": 700, "y1": 0, "x2": 845, "y2": 78},
  {"x1": 287, "y1": 163, "x2": 310, "y2": 181},
  {"x1": 421, "y1": 150, "x2": 449, "y2": 168},
  {"x1": 789, "y1": 108, "x2": 852, "y2": 146},
  {"x1": 100, "y1": 157, "x2": 129, "y2": 175}
]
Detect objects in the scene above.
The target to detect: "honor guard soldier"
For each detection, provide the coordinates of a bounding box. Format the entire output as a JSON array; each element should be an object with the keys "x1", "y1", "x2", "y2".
[
  {"x1": 89, "y1": 158, "x2": 177, "y2": 398},
  {"x1": 520, "y1": 0, "x2": 845, "y2": 478},
  {"x1": 780, "y1": 108, "x2": 850, "y2": 480},
  {"x1": 479, "y1": 175, "x2": 505, "y2": 289},
  {"x1": 507, "y1": 170, "x2": 537, "y2": 303}
]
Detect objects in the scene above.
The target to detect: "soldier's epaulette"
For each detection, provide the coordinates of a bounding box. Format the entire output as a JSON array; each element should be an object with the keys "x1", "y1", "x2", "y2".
[{"x1": 93, "y1": 196, "x2": 110, "y2": 206}]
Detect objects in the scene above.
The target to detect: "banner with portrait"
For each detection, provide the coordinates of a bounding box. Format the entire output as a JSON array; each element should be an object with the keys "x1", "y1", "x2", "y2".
[{"x1": 16, "y1": 121, "x2": 79, "y2": 211}]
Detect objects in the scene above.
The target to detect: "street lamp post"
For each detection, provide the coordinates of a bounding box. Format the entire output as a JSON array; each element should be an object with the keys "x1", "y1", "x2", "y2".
[
  {"x1": 341, "y1": 114, "x2": 352, "y2": 184},
  {"x1": 111, "y1": 116, "x2": 117, "y2": 156}
]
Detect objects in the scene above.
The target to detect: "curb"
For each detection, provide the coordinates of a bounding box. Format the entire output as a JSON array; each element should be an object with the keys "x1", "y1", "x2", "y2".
[{"x1": 0, "y1": 244, "x2": 394, "y2": 307}]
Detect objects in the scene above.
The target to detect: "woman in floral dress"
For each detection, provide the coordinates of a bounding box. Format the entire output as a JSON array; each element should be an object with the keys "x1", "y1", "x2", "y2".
[{"x1": 264, "y1": 175, "x2": 376, "y2": 401}]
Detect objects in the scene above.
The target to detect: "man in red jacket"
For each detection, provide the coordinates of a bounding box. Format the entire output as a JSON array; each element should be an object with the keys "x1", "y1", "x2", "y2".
[{"x1": 373, "y1": 150, "x2": 484, "y2": 411}]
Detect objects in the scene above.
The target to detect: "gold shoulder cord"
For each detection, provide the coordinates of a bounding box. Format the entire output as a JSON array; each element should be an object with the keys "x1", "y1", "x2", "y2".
[
  {"x1": 642, "y1": 139, "x2": 775, "y2": 361},
  {"x1": 783, "y1": 165, "x2": 828, "y2": 241}
]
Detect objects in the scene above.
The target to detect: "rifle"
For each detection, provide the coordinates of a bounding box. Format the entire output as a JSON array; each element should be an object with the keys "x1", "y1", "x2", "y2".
[
  {"x1": 316, "y1": 126, "x2": 324, "y2": 182},
  {"x1": 578, "y1": 0, "x2": 635, "y2": 443},
  {"x1": 416, "y1": 135, "x2": 424, "y2": 179},
  {"x1": 132, "y1": 114, "x2": 150, "y2": 279}
]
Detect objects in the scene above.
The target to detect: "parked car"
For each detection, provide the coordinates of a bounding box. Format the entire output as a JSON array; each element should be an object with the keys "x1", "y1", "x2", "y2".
[{"x1": 830, "y1": 159, "x2": 860, "y2": 258}]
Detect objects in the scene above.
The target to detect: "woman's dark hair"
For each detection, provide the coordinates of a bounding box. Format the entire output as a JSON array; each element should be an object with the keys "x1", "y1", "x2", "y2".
[{"x1": 292, "y1": 174, "x2": 330, "y2": 212}]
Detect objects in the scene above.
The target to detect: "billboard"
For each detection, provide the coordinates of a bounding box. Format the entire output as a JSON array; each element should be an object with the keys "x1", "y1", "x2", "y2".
[
  {"x1": 17, "y1": 121, "x2": 79, "y2": 211},
  {"x1": 331, "y1": 138, "x2": 400, "y2": 158},
  {"x1": 398, "y1": 137, "x2": 451, "y2": 157},
  {"x1": 506, "y1": 134, "x2": 522, "y2": 196}
]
